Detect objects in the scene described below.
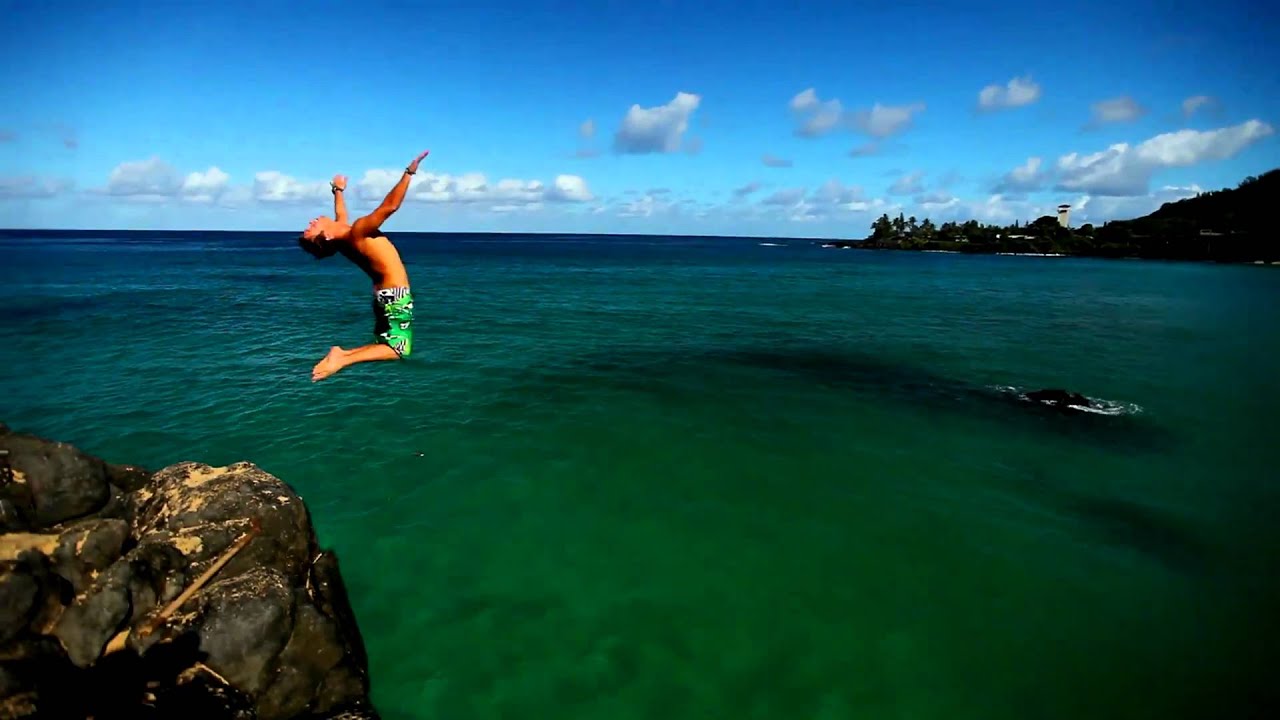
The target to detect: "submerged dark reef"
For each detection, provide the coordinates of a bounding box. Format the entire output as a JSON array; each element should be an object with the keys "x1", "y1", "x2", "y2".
[{"x1": 510, "y1": 342, "x2": 1173, "y2": 455}]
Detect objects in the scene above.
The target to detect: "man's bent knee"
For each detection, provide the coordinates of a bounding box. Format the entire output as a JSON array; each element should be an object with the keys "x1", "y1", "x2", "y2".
[{"x1": 378, "y1": 331, "x2": 412, "y2": 358}]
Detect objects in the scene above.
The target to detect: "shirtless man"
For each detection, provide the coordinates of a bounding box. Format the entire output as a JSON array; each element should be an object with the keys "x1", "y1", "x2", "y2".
[{"x1": 297, "y1": 150, "x2": 429, "y2": 382}]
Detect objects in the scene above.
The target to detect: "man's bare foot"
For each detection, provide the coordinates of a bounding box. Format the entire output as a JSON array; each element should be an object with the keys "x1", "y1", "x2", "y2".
[{"x1": 311, "y1": 346, "x2": 347, "y2": 382}]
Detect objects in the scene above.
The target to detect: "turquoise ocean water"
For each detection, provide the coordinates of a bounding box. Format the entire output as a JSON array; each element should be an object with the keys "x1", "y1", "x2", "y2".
[{"x1": 1, "y1": 230, "x2": 1277, "y2": 719}]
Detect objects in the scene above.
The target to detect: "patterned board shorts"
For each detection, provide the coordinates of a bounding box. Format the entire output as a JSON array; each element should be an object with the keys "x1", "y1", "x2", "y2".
[{"x1": 373, "y1": 287, "x2": 414, "y2": 358}]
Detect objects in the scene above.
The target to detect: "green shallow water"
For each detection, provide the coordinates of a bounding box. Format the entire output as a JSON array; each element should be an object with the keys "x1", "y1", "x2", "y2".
[{"x1": 1, "y1": 232, "x2": 1277, "y2": 718}]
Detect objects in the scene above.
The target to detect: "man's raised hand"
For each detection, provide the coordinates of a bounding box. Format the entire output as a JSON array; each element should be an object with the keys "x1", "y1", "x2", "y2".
[
  {"x1": 331, "y1": 174, "x2": 347, "y2": 192},
  {"x1": 406, "y1": 150, "x2": 429, "y2": 175}
]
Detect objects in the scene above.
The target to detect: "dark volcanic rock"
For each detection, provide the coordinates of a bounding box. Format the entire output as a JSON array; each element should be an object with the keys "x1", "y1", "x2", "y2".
[
  {"x1": 0, "y1": 424, "x2": 380, "y2": 719},
  {"x1": 307, "y1": 551, "x2": 374, "y2": 715},
  {"x1": 0, "y1": 432, "x2": 111, "y2": 530},
  {"x1": 0, "y1": 566, "x2": 39, "y2": 645},
  {"x1": 106, "y1": 463, "x2": 152, "y2": 493},
  {"x1": 257, "y1": 595, "x2": 345, "y2": 718},
  {"x1": 50, "y1": 518, "x2": 131, "y2": 595},
  {"x1": 130, "y1": 461, "x2": 314, "y2": 584},
  {"x1": 188, "y1": 567, "x2": 296, "y2": 697},
  {"x1": 0, "y1": 481, "x2": 36, "y2": 535},
  {"x1": 1024, "y1": 388, "x2": 1093, "y2": 410},
  {"x1": 53, "y1": 557, "x2": 134, "y2": 667}
]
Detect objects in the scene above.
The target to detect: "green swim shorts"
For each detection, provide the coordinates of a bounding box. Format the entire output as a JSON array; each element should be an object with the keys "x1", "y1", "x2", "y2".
[{"x1": 372, "y1": 287, "x2": 414, "y2": 358}]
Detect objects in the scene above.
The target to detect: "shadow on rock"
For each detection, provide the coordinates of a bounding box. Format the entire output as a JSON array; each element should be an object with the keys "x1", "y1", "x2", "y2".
[{"x1": 15, "y1": 630, "x2": 258, "y2": 719}]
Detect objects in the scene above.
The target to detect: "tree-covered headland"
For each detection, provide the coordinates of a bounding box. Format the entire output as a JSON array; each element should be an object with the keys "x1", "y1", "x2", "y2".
[{"x1": 843, "y1": 168, "x2": 1278, "y2": 262}]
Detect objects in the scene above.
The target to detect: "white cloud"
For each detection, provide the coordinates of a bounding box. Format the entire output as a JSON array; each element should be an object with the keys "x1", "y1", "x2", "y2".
[
  {"x1": 104, "y1": 157, "x2": 183, "y2": 198},
  {"x1": 719, "y1": 172, "x2": 1220, "y2": 231},
  {"x1": 915, "y1": 191, "x2": 958, "y2": 209},
  {"x1": 100, "y1": 158, "x2": 232, "y2": 204},
  {"x1": 547, "y1": 174, "x2": 593, "y2": 202},
  {"x1": 181, "y1": 167, "x2": 230, "y2": 203},
  {"x1": 732, "y1": 181, "x2": 763, "y2": 199},
  {"x1": 1182, "y1": 95, "x2": 1213, "y2": 118},
  {"x1": 617, "y1": 191, "x2": 679, "y2": 218},
  {"x1": 849, "y1": 142, "x2": 879, "y2": 157},
  {"x1": 935, "y1": 171, "x2": 964, "y2": 188},
  {"x1": 790, "y1": 88, "x2": 845, "y2": 137},
  {"x1": 762, "y1": 153, "x2": 792, "y2": 168},
  {"x1": 895, "y1": 184, "x2": 1210, "y2": 227},
  {"x1": 790, "y1": 89, "x2": 924, "y2": 139},
  {"x1": 1055, "y1": 145, "x2": 1147, "y2": 196},
  {"x1": 1089, "y1": 96, "x2": 1145, "y2": 125},
  {"x1": 1071, "y1": 185, "x2": 1203, "y2": 224},
  {"x1": 788, "y1": 88, "x2": 818, "y2": 112},
  {"x1": 810, "y1": 179, "x2": 866, "y2": 207},
  {"x1": 0, "y1": 175, "x2": 72, "y2": 198},
  {"x1": 762, "y1": 188, "x2": 807, "y2": 206},
  {"x1": 216, "y1": 185, "x2": 254, "y2": 209},
  {"x1": 354, "y1": 168, "x2": 592, "y2": 209},
  {"x1": 253, "y1": 171, "x2": 330, "y2": 204},
  {"x1": 977, "y1": 76, "x2": 1041, "y2": 110},
  {"x1": 967, "y1": 194, "x2": 1041, "y2": 225},
  {"x1": 1055, "y1": 119, "x2": 1273, "y2": 196},
  {"x1": 754, "y1": 179, "x2": 890, "y2": 224},
  {"x1": 851, "y1": 102, "x2": 926, "y2": 138},
  {"x1": 889, "y1": 171, "x2": 925, "y2": 195},
  {"x1": 994, "y1": 157, "x2": 1046, "y2": 193},
  {"x1": 884, "y1": 192, "x2": 1043, "y2": 226},
  {"x1": 613, "y1": 91, "x2": 701, "y2": 154},
  {"x1": 573, "y1": 118, "x2": 600, "y2": 159},
  {"x1": 1135, "y1": 121, "x2": 1272, "y2": 165}
]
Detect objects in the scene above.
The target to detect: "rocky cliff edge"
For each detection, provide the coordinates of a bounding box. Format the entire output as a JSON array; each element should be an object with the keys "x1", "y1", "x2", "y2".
[{"x1": 0, "y1": 421, "x2": 379, "y2": 719}]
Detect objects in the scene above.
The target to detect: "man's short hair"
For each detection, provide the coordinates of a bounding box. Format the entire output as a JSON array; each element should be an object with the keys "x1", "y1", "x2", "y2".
[{"x1": 298, "y1": 235, "x2": 337, "y2": 259}]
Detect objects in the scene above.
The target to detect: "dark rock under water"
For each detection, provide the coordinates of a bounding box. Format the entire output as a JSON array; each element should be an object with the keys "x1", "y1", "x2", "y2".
[
  {"x1": 0, "y1": 422, "x2": 380, "y2": 719},
  {"x1": 522, "y1": 344, "x2": 1168, "y2": 453},
  {"x1": 1021, "y1": 388, "x2": 1095, "y2": 412}
]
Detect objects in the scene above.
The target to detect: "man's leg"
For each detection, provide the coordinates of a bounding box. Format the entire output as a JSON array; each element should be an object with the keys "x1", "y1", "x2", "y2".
[
  {"x1": 311, "y1": 288, "x2": 413, "y2": 382},
  {"x1": 311, "y1": 344, "x2": 399, "y2": 382}
]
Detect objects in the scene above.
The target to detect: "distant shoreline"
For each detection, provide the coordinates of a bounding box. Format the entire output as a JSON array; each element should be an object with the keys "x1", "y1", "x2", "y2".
[{"x1": 817, "y1": 239, "x2": 1279, "y2": 266}]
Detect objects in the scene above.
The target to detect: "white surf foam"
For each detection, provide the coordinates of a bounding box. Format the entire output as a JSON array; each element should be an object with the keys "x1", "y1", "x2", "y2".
[{"x1": 991, "y1": 385, "x2": 1142, "y2": 416}]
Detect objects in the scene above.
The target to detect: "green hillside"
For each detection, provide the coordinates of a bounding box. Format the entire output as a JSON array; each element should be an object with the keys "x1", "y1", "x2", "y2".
[{"x1": 851, "y1": 168, "x2": 1278, "y2": 262}]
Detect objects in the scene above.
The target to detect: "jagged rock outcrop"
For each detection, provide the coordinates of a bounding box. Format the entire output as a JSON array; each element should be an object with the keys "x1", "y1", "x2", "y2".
[{"x1": 0, "y1": 422, "x2": 379, "y2": 719}]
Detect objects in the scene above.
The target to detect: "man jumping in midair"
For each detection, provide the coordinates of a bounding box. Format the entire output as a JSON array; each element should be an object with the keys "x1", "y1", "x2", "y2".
[{"x1": 297, "y1": 150, "x2": 429, "y2": 381}]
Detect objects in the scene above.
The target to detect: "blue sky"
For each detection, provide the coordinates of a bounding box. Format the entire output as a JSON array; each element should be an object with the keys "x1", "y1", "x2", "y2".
[{"x1": 1, "y1": 0, "x2": 1277, "y2": 238}]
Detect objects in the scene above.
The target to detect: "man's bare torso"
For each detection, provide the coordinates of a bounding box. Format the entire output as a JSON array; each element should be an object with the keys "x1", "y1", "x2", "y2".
[{"x1": 338, "y1": 233, "x2": 410, "y2": 289}]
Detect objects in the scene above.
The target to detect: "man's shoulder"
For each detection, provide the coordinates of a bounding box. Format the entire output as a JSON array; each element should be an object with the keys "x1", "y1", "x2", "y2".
[{"x1": 349, "y1": 214, "x2": 383, "y2": 241}]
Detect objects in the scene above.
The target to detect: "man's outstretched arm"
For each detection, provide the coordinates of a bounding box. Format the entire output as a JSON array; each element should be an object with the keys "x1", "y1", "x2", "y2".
[
  {"x1": 353, "y1": 151, "x2": 428, "y2": 235},
  {"x1": 331, "y1": 174, "x2": 348, "y2": 223}
]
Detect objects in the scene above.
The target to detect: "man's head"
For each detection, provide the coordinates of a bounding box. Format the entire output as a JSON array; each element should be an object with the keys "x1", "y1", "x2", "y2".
[{"x1": 297, "y1": 215, "x2": 349, "y2": 258}]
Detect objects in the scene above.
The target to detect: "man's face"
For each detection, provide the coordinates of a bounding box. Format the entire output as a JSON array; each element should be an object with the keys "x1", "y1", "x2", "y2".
[
  {"x1": 299, "y1": 216, "x2": 339, "y2": 258},
  {"x1": 302, "y1": 216, "x2": 331, "y2": 241}
]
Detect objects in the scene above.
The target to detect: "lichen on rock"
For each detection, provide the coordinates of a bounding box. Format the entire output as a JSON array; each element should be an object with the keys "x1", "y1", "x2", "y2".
[{"x1": 0, "y1": 424, "x2": 380, "y2": 719}]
